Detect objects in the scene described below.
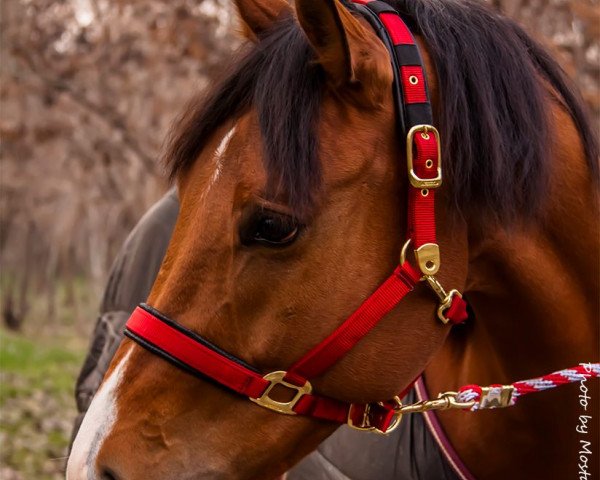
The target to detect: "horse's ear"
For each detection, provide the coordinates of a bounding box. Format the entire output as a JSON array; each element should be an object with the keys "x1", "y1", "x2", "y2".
[
  {"x1": 295, "y1": 0, "x2": 392, "y2": 94},
  {"x1": 234, "y1": 0, "x2": 292, "y2": 41}
]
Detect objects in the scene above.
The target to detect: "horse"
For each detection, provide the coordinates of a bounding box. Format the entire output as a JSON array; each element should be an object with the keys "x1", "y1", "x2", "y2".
[{"x1": 67, "y1": 0, "x2": 599, "y2": 478}]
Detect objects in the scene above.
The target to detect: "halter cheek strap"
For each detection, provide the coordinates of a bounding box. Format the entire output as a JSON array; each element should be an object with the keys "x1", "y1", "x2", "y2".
[{"x1": 125, "y1": 1, "x2": 469, "y2": 434}]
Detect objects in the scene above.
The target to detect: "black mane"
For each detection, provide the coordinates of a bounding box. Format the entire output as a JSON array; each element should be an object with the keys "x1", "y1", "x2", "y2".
[
  {"x1": 165, "y1": 0, "x2": 598, "y2": 221},
  {"x1": 391, "y1": 0, "x2": 598, "y2": 218}
]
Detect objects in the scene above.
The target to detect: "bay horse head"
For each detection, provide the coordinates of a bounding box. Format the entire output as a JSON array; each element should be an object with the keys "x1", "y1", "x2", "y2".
[{"x1": 68, "y1": 0, "x2": 598, "y2": 478}]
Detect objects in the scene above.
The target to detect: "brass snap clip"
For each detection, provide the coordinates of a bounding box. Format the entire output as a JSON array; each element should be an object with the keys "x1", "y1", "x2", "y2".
[
  {"x1": 423, "y1": 275, "x2": 463, "y2": 324},
  {"x1": 397, "y1": 391, "x2": 476, "y2": 415}
]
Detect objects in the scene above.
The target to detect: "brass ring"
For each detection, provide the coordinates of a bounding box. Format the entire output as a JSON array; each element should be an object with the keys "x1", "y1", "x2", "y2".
[
  {"x1": 409, "y1": 75, "x2": 419, "y2": 85},
  {"x1": 400, "y1": 239, "x2": 412, "y2": 265},
  {"x1": 425, "y1": 159, "x2": 434, "y2": 168},
  {"x1": 421, "y1": 189, "x2": 429, "y2": 197}
]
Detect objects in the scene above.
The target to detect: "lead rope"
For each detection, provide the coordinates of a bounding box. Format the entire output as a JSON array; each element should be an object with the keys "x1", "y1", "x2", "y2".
[{"x1": 393, "y1": 363, "x2": 600, "y2": 418}]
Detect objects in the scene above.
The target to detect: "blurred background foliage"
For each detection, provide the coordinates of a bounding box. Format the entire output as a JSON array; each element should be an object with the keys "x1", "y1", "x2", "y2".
[
  {"x1": 0, "y1": 0, "x2": 598, "y2": 478},
  {"x1": 1, "y1": 0, "x2": 238, "y2": 335}
]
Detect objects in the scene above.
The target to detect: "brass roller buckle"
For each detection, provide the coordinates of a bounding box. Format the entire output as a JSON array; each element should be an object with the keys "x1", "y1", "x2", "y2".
[{"x1": 406, "y1": 125, "x2": 442, "y2": 189}]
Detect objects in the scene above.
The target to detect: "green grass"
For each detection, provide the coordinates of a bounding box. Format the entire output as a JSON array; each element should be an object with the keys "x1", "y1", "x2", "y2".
[
  {"x1": 0, "y1": 329, "x2": 85, "y2": 404},
  {"x1": 0, "y1": 271, "x2": 98, "y2": 477},
  {"x1": 0, "y1": 330, "x2": 84, "y2": 370},
  {"x1": 0, "y1": 328, "x2": 87, "y2": 479}
]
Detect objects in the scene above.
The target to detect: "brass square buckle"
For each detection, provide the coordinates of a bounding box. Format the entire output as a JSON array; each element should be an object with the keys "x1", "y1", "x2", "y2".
[
  {"x1": 406, "y1": 124, "x2": 442, "y2": 189},
  {"x1": 250, "y1": 371, "x2": 312, "y2": 415}
]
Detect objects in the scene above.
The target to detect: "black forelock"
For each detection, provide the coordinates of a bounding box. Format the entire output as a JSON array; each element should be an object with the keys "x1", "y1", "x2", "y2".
[{"x1": 165, "y1": 17, "x2": 323, "y2": 219}]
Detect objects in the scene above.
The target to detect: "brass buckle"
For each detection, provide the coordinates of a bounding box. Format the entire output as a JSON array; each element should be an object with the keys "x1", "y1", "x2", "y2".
[
  {"x1": 250, "y1": 371, "x2": 312, "y2": 415},
  {"x1": 406, "y1": 125, "x2": 442, "y2": 189},
  {"x1": 347, "y1": 398, "x2": 403, "y2": 435},
  {"x1": 424, "y1": 275, "x2": 462, "y2": 324}
]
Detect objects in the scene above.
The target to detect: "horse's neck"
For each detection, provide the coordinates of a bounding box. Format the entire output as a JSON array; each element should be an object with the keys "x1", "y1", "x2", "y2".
[{"x1": 425, "y1": 103, "x2": 599, "y2": 479}]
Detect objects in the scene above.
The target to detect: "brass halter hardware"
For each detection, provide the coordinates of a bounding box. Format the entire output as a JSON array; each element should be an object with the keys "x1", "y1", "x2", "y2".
[
  {"x1": 400, "y1": 239, "x2": 441, "y2": 277},
  {"x1": 396, "y1": 391, "x2": 476, "y2": 414},
  {"x1": 423, "y1": 275, "x2": 463, "y2": 324},
  {"x1": 347, "y1": 396, "x2": 403, "y2": 434},
  {"x1": 401, "y1": 239, "x2": 462, "y2": 324},
  {"x1": 395, "y1": 386, "x2": 515, "y2": 416},
  {"x1": 414, "y1": 243, "x2": 440, "y2": 276},
  {"x1": 249, "y1": 371, "x2": 312, "y2": 415},
  {"x1": 479, "y1": 385, "x2": 515, "y2": 409},
  {"x1": 400, "y1": 238, "x2": 440, "y2": 275},
  {"x1": 406, "y1": 125, "x2": 442, "y2": 189},
  {"x1": 346, "y1": 390, "x2": 488, "y2": 434}
]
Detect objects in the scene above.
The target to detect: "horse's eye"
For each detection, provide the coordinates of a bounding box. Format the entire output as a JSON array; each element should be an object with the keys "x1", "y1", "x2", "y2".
[{"x1": 241, "y1": 211, "x2": 301, "y2": 247}]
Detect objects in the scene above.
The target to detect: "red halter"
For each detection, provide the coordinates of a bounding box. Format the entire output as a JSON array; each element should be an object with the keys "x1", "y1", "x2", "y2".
[{"x1": 125, "y1": 0, "x2": 468, "y2": 434}]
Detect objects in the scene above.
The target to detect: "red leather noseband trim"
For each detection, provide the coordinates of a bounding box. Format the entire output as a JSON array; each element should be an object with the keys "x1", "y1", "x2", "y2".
[
  {"x1": 124, "y1": 305, "x2": 401, "y2": 432},
  {"x1": 125, "y1": 306, "x2": 269, "y2": 398}
]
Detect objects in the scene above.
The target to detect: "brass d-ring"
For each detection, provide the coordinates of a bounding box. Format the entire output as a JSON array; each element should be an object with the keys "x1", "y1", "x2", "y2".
[{"x1": 400, "y1": 239, "x2": 412, "y2": 265}]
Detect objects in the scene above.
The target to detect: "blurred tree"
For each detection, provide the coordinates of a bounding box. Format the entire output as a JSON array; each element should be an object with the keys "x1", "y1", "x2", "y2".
[
  {"x1": 0, "y1": 0, "x2": 238, "y2": 328},
  {"x1": 489, "y1": 0, "x2": 599, "y2": 114}
]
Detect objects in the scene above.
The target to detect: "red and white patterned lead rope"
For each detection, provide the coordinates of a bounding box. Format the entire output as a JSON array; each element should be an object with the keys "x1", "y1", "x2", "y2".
[{"x1": 455, "y1": 363, "x2": 600, "y2": 411}]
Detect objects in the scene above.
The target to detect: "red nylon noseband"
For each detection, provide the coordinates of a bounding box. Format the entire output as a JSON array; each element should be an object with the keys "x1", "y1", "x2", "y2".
[
  {"x1": 125, "y1": 260, "x2": 443, "y2": 432},
  {"x1": 124, "y1": 1, "x2": 469, "y2": 434}
]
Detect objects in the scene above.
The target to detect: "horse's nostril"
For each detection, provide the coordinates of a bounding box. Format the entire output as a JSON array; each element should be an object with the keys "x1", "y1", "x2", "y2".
[{"x1": 101, "y1": 468, "x2": 119, "y2": 480}]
